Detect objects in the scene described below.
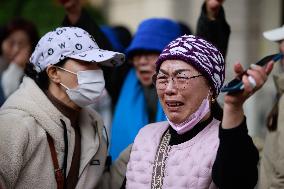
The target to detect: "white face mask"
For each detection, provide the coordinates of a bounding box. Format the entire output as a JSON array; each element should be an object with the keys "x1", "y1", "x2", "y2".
[
  {"x1": 58, "y1": 67, "x2": 105, "y2": 108},
  {"x1": 167, "y1": 93, "x2": 210, "y2": 135}
]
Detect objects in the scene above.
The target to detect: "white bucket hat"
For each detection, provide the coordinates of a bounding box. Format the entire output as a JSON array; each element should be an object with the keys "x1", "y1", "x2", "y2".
[
  {"x1": 263, "y1": 25, "x2": 284, "y2": 42},
  {"x1": 30, "y1": 27, "x2": 125, "y2": 72}
]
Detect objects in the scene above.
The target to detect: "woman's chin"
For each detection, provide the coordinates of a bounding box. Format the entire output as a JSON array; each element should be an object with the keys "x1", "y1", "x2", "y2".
[{"x1": 167, "y1": 114, "x2": 185, "y2": 124}]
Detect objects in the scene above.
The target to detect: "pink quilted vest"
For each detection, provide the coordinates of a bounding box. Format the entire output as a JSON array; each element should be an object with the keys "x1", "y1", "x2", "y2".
[{"x1": 126, "y1": 119, "x2": 220, "y2": 189}]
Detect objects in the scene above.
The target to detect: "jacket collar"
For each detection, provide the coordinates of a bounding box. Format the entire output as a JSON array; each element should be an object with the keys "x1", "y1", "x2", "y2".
[
  {"x1": 2, "y1": 77, "x2": 69, "y2": 142},
  {"x1": 1, "y1": 77, "x2": 101, "y2": 174}
]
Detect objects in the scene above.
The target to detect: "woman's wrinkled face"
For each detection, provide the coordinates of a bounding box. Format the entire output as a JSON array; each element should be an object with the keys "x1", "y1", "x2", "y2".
[
  {"x1": 1, "y1": 30, "x2": 31, "y2": 63},
  {"x1": 132, "y1": 53, "x2": 159, "y2": 87},
  {"x1": 156, "y1": 60, "x2": 211, "y2": 124}
]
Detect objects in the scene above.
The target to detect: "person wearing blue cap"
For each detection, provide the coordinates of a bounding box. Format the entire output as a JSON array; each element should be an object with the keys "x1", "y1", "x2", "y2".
[
  {"x1": 110, "y1": 18, "x2": 181, "y2": 161},
  {"x1": 110, "y1": 0, "x2": 231, "y2": 161}
]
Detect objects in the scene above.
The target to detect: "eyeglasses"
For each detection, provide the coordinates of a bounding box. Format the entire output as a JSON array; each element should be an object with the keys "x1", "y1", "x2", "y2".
[{"x1": 152, "y1": 72, "x2": 203, "y2": 90}]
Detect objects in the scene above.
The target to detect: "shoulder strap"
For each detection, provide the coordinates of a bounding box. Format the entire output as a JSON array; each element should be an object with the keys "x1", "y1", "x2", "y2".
[
  {"x1": 46, "y1": 132, "x2": 65, "y2": 189},
  {"x1": 151, "y1": 129, "x2": 171, "y2": 189},
  {"x1": 266, "y1": 99, "x2": 279, "y2": 131}
]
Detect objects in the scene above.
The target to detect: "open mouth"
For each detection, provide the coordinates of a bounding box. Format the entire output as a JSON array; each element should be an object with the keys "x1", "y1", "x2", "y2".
[
  {"x1": 138, "y1": 69, "x2": 153, "y2": 81},
  {"x1": 139, "y1": 70, "x2": 151, "y2": 74},
  {"x1": 165, "y1": 101, "x2": 184, "y2": 107}
]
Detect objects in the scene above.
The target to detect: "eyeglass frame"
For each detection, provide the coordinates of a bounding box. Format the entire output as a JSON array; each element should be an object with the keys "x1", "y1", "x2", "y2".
[{"x1": 152, "y1": 71, "x2": 203, "y2": 90}]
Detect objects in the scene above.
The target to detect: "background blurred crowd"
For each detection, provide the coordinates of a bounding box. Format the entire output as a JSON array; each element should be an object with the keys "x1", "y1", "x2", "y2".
[{"x1": 0, "y1": 0, "x2": 284, "y2": 188}]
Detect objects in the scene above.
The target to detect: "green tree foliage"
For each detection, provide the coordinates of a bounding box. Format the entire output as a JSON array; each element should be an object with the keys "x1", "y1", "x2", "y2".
[{"x1": 0, "y1": 0, "x2": 106, "y2": 36}]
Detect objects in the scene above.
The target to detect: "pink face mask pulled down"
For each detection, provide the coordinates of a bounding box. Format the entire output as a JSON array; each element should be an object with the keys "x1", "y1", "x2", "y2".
[{"x1": 166, "y1": 95, "x2": 210, "y2": 135}]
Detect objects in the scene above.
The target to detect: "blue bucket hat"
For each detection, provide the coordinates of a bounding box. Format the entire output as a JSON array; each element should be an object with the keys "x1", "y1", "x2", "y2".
[{"x1": 125, "y1": 18, "x2": 181, "y2": 57}]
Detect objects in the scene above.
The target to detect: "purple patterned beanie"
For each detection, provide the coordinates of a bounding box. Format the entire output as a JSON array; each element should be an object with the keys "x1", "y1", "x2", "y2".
[{"x1": 155, "y1": 35, "x2": 225, "y2": 96}]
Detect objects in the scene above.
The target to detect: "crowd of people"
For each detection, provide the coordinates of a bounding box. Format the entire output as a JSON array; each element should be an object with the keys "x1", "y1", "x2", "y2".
[{"x1": 0, "y1": 0, "x2": 283, "y2": 188}]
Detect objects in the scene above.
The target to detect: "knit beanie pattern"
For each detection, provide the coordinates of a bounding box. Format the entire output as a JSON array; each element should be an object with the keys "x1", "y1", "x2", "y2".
[{"x1": 156, "y1": 35, "x2": 225, "y2": 96}]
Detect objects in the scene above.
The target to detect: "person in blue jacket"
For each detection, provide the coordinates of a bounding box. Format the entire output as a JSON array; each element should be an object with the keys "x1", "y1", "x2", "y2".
[{"x1": 110, "y1": 18, "x2": 181, "y2": 160}]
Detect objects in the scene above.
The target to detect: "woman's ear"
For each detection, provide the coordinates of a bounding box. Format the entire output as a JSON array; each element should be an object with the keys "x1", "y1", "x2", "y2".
[
  {"x1": 209, "y1": 87, "x2": 214, "y2": 96},
  {"x1": 46, "y1": 65, "x2": 61, "y2": 84},
  {"x1": 209, "y1": 88, "x2": 216, "y2": 102}
]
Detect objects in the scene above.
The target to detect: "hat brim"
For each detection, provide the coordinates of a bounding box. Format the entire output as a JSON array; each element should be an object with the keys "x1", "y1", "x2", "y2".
[
  {"x1": 124, "y1": 35, "x2": 167, "y2": 57},
  {"x1": 67, "y1": 49, "x2": 125, "y2": 67},
  {"x1": 263, "y1": 26, "x2": 284, "y2": 42}
]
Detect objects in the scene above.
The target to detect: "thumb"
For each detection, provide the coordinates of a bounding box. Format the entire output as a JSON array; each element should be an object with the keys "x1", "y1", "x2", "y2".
[
  {"x1": 265, "y1": 61, "x2": 274, "y2": 75},
  {"x1": 233, "y1": 62, "x2": 244, "y2": 76}
]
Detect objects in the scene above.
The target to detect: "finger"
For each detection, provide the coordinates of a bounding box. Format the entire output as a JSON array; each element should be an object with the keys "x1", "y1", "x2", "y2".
[
  {"x1": 247, "y1": 64, "x2": 267, "y2": 84},
  {"x1": 248, "y1": 76, "x2": 257, "y2": 89},
  {"x1": 247, "y1": 69, "x2": 266, "y2": 88},
  {"x1": 234, "y1": 62, "x2": 244, "y2": 76},
  {"x1": 250, "y1": 64, "x2": 267, "y2": 78},
  {"x1": 242, "y1": 75, "x2": 254, "y2": 94},
  {"x1": 265, "y1": 61, "x2": 274, "y2": 75}
]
